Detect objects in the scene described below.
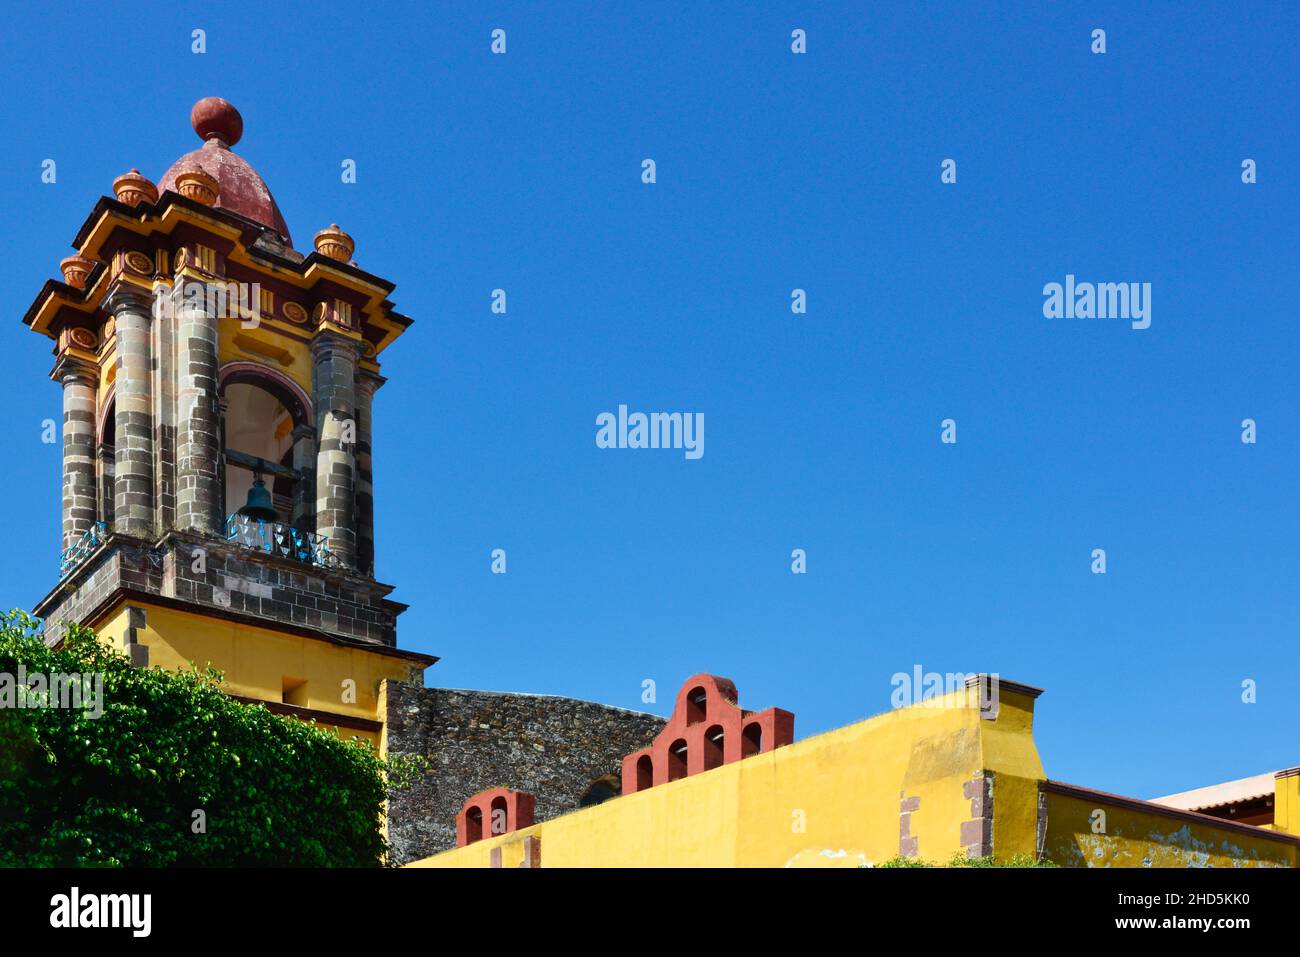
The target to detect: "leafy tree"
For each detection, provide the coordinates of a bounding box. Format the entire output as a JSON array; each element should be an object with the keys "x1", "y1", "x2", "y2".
[{"x1": 0, "y1": 611, "x2": 419, "y2": 867}]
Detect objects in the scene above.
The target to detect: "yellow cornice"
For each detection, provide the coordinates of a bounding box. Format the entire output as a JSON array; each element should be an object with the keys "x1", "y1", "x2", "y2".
[{"x1": 32, "y1": 202, "x2": 408, "y2": 357}]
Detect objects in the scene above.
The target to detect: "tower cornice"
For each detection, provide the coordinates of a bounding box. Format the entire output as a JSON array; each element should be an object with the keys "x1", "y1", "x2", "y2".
[{"x1": 23, "y1": 193, "x2": 412, "y2": 362}]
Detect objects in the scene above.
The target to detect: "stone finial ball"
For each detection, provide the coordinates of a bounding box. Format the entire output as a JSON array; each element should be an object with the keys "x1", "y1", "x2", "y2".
[{"x1": 191, "y1": 97, "x2": 243, "y2": 146}]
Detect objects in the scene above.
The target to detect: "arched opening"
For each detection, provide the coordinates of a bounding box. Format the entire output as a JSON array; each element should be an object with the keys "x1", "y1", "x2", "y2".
[
  {"x1": 579, "y1": 774, "x2": 622, "y2": 808},
  {"x1": 222, "y1": 380, "x2": 296, "y2": 523},
  {"x1": 703, "y1": 724, "x2": 725, "y2": 770},
  {"x1": 742, "y1": 722, "x2": 763, "y2": 758},
  {"x1": 686, "y1": 686, "x2": 707, "y2": 726},
  {"x1": 489, "y1": 795, "x2": 509, "y2": 836},
  {"x1": 97, "y1": 395, "x2": 115, "y2": 526},
  {"x1": 636, "y1": 754, "x2": 653, "y2": 791},
  {"x1": 668, "y1": 739, "x2": 688, "y2": 781},
  {"x1": 465, "y1": 806, "x2": 483, "y2": 844}
]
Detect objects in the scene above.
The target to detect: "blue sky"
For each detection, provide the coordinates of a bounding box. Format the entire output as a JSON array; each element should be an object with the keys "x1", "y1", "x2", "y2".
[{"x1": 0, "y1": 2, "x2": 1295, "y2": 801}]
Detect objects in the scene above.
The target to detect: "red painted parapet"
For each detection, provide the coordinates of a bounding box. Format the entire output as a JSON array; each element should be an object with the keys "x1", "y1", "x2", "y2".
[
  {"x1": 456, "y1": 787, "x2": 536, "y2": 848},
  {"x1": 621, "y1": 674, "x2": 794, "y2": 795}
]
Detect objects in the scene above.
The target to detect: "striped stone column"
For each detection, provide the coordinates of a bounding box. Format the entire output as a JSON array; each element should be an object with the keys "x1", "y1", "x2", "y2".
[
  {"x1": 172, "y1": 279, "x2": 222, "y2": 534},
  {"x1": 354, "y1": 371, "x2": 382, "y2": 577},
  {"x1": 312, "y1": 333, "x2": 359, "y2": 569},
  {"x1": 54, "y1": 356, "x2": 98, "y2": 552},
  {"x1": 106, "y1": 286, "x2": 154, "y2": 538}
]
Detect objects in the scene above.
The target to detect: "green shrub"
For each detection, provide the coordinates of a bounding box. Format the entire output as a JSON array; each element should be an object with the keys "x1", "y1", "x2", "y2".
[{"x1": 0, "y1": 611, "x2": 415, "y2": 867}]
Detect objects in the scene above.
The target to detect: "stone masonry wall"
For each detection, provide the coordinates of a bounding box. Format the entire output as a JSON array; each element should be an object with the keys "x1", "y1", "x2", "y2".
[
  {"x1": 37, "y1": 531, "x2": 402, "y2": 648},
  {"x1": 163, "y1": 531, "x2": 400, "y2": 645},
  {"x1": 385, "y1": 682, "x2": 664, "y2": 864},
  {"x1": 39, "y1": 537, "x2": 160, "y2": 644}
]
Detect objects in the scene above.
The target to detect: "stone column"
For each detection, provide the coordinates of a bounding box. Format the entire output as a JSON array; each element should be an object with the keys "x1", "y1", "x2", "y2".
[
  {"x1": 151, "y1": 281, "x2": 177, "y2": 533},
  {"x1": 312, "y1": 332, "x2": 359, "y2": 569},
  {"x1": 106, "y1": 286, "x2": 154, "y2": 538},
  {"x1": 354, "y1": 371, "x2": 382, "y2": 577},
  {"x1": 54, "y1": 356, "x2": 98, "y2": 552},
  {"x1": 172, "y1": 278, "x2": 222, "y2": 534},
  {"x1": 290, "y1": 424, "x2": 316, "y2": 532}
]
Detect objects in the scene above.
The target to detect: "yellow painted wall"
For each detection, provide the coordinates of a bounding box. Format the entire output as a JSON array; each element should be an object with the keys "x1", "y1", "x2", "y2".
[
  {"x1": 97, "y1": 343, "x2": 116, "y2": 406},
  {"x1": 412, "y1": 685, "x2": 1016, "y2": 868},
  {"x1": 96, "y1": 600, "x2": 420, "y2": 748},
  {"x1": 980, "y1": 688, "x2": 1046, "y2": 859},
  {"x1": 1042, "y1": 791, "x2": 1296, "y2": 868},
  {"x1": 1273, "y1": 771, "x2": 1300, "y2": 835},
  {"x1": 217, "y1": 315, "x2": 313, "y2": 399},
  {"x1": 411, "y1": 680, "x2": 1299, "y2": 869}
]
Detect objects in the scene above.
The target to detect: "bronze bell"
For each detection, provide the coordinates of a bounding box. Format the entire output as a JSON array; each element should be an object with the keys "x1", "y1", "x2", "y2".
[{"x1": 237, "y1": 474, "x2": 278, "y2": 523}]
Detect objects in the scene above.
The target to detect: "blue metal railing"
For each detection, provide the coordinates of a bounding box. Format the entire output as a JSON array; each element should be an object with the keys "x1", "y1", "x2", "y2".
[
  {"x1": 58, "y1": 516, "x2": 337, "y2": 577},
  {"x1": 60, "y1": 521, "x2": 107, "y2": 578},
  {"x1": 224, "y1": 514, "x2": 337, "y2": 568}
]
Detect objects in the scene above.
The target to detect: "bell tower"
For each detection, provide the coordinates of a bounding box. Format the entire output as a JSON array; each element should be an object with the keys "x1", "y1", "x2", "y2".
[{"x1": 24, "y1": 98, "x2": 434, "y2": 744}]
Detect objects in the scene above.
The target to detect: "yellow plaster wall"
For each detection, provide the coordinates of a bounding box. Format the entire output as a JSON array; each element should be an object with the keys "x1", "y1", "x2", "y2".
[
  {"x1": 96, "y1": 601, "x2": 419, "y2": 747},
  {"x1": 1042, "y1": 791, "x2": 1296, "y2": 868},
  {"x1": 217, "y1": 315, "x2": 313, "y2": 398},
  {"x1": 1273, "y1": 772, "x2": 1300, "y2": 836},
  {"x1": 97, "y1": 345, "x2": 116, "y2": 403},
  {"x1": 412, "y1": 686, "x2": 1017, "y2": 868},
  {"x1": 980, "y1": 689, "x2": 1047, "y2": 859}
]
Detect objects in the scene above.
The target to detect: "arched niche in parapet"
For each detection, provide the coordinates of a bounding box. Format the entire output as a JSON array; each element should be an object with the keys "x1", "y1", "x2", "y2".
[
  {"x1": 686, "y1": 685, "x2": 708, "y2": 726},
  {"x1": 668, "y1": 738, "x2": 689, "y2": 781},
  {"x1": 488, "y1": 794, "x2": 509, "y2": 838},
  {"x1": 464, "y1": 805, "x2": 483, "y2": 845},
  {"x1": 704, "y1": 724, "x2": 725, "y2": 770},
  {"x1": 635, "y1": 755, "x2": 653, "y2": 792}
]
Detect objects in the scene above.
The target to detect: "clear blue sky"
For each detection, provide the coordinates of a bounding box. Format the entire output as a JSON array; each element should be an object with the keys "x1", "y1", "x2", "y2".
[{"x1": 0, "y1": 2, "x2": 1295, "y2": 801}]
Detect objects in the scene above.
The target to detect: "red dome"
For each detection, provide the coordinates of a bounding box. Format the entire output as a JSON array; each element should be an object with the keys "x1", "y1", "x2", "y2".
[{"x1": 158, "y1": 98, "x2": 292, "y2": 245}]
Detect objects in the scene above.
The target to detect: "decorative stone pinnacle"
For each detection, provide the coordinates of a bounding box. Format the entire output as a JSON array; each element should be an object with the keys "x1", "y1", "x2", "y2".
[
  {"x1": 314, "y1": 224, "x2": 355, "y2": 263},
  {"x1": 191, "y1": 96, "x2": 243, "y2": 148},
  {"x1": 174, "y1": 165, "x2": 220, "y2": 206},
  {"x1": 59, "y1": 255, "x2": 95, "y2": 290},
  {"x1": 112, "y1": 169, "x2": 159, "y2": 207}
]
